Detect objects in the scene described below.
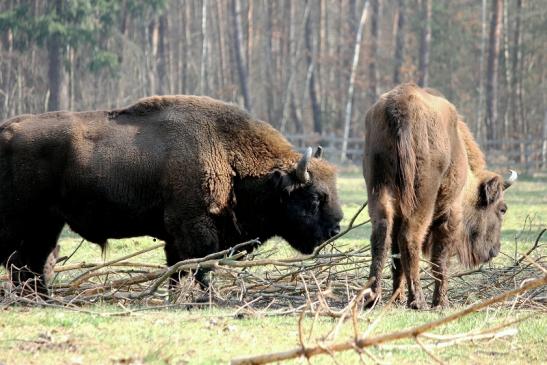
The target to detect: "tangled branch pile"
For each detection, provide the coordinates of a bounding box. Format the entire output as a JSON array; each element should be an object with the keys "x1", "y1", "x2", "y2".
[
  {"x1": 0, "y1": 202, "x2": 545, "y2": 363},
  {"x1": 0, "y1": 202, "x2": 545, "y2": 313}
]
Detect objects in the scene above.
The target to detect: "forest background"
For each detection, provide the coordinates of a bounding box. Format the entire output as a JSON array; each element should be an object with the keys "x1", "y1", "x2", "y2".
[{"x1": 0, "y1": 0, "x2": 545, "y2": 164}]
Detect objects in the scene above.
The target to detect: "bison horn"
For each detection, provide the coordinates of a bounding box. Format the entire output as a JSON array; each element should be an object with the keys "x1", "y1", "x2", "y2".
[
  {"x1": 503, "y1": 169, "x2": 518, "y2": 190},
  {"x1": 314, "y1": 146, "x2": 323, "y2": 159},
  {"x1": 296, "y1": 147, "x2": 312, "y2": 183}
]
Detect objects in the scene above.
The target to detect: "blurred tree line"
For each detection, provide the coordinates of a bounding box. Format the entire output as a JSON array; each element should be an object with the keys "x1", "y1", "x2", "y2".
[{"x1": 0, "y1": 0, "x2": 545, "y2": 147}]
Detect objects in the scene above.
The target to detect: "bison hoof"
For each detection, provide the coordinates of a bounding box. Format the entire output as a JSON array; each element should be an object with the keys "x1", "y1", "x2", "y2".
[
  {"x1": 363, "y1": 290, "x2": 381, "y2": 308},
  {"x1": 391, "y1": 290, "x2": 407, "y2": 305},
  {"x1": 395, "y1": 295, "x2": 407, "y2": 306},
  {"x1": 431, "y1": 299, "x2": 449, "y2": 309},
  {"x1": 408, "y1": 299, "x2": 427, "y2": 310}
]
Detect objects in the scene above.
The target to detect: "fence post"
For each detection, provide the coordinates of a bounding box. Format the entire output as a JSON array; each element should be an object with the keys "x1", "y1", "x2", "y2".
[{"x1": 524, "y1": 138, "x2": 530, "y2": 175}]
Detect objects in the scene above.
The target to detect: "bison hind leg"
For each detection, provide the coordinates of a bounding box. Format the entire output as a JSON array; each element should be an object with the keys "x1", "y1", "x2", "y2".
[
  {"x1": 398, "y1": 217, "x2": 433, "y2": 310},
  {"x1": 390, "y1": 216, "x2": 407, "y2": 304},
  {"x1": 366, "y1": 188, "x2": 396, "y2": 307}
]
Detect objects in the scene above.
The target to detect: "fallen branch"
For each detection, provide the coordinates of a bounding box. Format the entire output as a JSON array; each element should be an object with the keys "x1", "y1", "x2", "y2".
[
  {"x1": 230, "y1": 273, "x2": 547, "y2": 365},
  {"x1": 70, "y1": 242, "x2": 165, "y2": 287},
  {"x1": 516, "y1": 228, "x2": 546, "y2": 265}
]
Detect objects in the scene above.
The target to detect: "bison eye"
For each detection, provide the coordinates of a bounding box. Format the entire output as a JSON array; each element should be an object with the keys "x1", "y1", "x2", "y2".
[
  {"x1": 499, "y1": 204, "x2": 507, "y2": 215},
  {"x1": 320, "y1": 193, "x2": 328, "y2": 203},
  {"x1": 311, "y1": 198, "x2": 320, "y2": 210}
]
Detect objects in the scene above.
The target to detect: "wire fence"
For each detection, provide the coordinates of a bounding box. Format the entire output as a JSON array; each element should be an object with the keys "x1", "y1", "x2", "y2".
[{"x1": 286, "y1": 133, "x2": 547, "y2": 174}]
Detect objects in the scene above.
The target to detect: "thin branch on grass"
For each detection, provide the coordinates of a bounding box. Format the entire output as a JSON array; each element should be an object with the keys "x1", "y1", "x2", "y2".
[
  {"x1": 230, "y1": 273, "x2": 547, "y2": 365},
  {"x1": 70, "y1": 242, "x2": 165, "y2": 287},
  {"x1": 516, "y1": 228, "x2": 545, "y2": 265}
]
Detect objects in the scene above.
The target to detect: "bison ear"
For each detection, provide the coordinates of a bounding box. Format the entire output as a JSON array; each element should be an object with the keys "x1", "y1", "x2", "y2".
[
  {"x1": 314, "y1": 146, "x2": 323, "y2": 159},
  {"x1": 270, "y1": 169, "x2": 294, "y2": 194},
  {"x1": 478, "y1": 176, "x2": 503, "y2": 207}
]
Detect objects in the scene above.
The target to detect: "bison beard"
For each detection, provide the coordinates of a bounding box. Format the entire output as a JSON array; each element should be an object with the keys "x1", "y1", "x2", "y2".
[
  {"x1": 0, "y1": 95, "x2": 343, "y2": 295},
  {"x1": 363, "y1": 84, "x2": 516, "y2": 309}
]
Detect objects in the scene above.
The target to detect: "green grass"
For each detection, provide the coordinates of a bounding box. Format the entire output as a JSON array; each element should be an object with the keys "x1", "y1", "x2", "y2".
[{"x1": 1, "y1": 172, "x2": 546, "y2": 364}]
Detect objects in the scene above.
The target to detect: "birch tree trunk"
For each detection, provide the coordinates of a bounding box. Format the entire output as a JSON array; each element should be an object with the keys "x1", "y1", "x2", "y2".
[
  {"x1": 181, "y1": 1, "x2": 192, "y2": 94},
  {"x1": 200, "y1": 0, "x2": 208, "y2": 95},
  {"x1": 340, "y1": 1, "x2": 370, "y2": 162},
  {"x1": 147, "y1": 18, "x2": 159, "y2": 96},
  {"x1": 48, "y1": 0, "x2": 68, "y2": 111},
  {"x1": 158, "y1": 14, "x2": 170, "y2": 94}
]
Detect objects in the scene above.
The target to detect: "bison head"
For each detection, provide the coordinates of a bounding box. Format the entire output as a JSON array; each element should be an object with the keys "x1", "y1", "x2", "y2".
[
  {"x1": 269, "y1": 147, "x2": 344, "y2": 254},
  {"x1": 460, "y1": 170, "x2": 517, "y2": 267}
]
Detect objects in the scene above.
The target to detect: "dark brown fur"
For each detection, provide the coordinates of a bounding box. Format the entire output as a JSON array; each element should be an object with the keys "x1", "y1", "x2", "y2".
[
  {"x1": 363, "y1": 84, "x2": 513, "y2": 308},
  {"x1": 0, "y1": 95, "x2": 343, "y2": 294}
]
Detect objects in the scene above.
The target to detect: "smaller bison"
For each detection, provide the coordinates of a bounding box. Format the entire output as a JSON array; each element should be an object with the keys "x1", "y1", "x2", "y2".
[
  {"x1": 363, "y1": 84, "x2": 516, "y2": 309},
  {"x1": 0, "y1": 95, "x2": 343, "y2": 294}
]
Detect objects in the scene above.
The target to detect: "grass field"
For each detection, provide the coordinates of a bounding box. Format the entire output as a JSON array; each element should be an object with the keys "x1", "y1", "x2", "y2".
[{"x1": 1, "y1": 171, "x2": 546, "y2": 364}]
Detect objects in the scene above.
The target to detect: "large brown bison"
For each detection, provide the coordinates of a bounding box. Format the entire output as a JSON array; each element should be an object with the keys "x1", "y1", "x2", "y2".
[
  {"x1": 363, "y1": 84, "x2": 516, "y2": 309},
  {"x1": 0, "y1": 95, "x2": 343, "y2": 294}
]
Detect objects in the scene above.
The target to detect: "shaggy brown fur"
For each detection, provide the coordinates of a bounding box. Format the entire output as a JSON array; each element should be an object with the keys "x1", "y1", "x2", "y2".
[
  {"x1": 363, "y1": 84, "x2": 515, "y2": 308},
  {"x1": 0, "y1": 95, "x2": 343, "y2": 294}
]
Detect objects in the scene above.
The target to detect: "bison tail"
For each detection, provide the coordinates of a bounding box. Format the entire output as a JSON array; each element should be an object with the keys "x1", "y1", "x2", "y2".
[{"x1": 386, "y1": 97, "x2": 417, "y2": 217}]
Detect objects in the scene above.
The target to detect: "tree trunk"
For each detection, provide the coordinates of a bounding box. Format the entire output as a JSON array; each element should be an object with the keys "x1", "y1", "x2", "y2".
[
  {"x1": 341, "y1": 1, "x2": 370, "y2": 162},
  {"x1": 368, "y1": 0, "x2": 381, "y2": 103},
  {"x1": 280, "y1": 3, "x2": 310, "y2": 133},
  {"x1": 68, "y1": 45, "x2": 74, "y2": 110},
  {"x1": 116, "y1": 1, "x2": 129, "y2": 106},
  {"x1": 181, "y1": 1, "x2": 192, "y2": 94},
  {"x1": 158, "y1": 14, "x2": 169, "y2": 94},
  {"x1": 147, "y1": 18, "x2": 159, "y2": 96},
  {"x1": 392, "y1": 0, "x2": 405, "y2": 85},
  {"x1": 304, "y1": 5, "x2": 322, "y2": 134},
  {"x1": 511, "y1": 0, "x2": 523, "y2": 139},
  {"x1": 417, "y1": 0, "x2": 431, "y2": 87},
  {"x1": 230, "y1": 0, "x2": 252, "y2": 111},
  {"x1": 476, "y1": 0, "x2": 488, "y2": 142},
  {"x1": 502, "y1": 0, "x2": 511, "y2": 141},
  {"x1": 200, "y1": 0, "x2": 208, "y2": 95},
  {"x1": 485, "y1": 0, "x2": 503, "y2": 142},
  {"x1": 263, "y1": 0, "x2": 275, "y2": 123},
  {"x1": 48, "y1": 0, "x2": 68, "y2": 111},
  {"x1": 247, "y1": 1, "x2": 253, "y2": 81},
  {"x1": 214, "y1": 1, "x2": 227, "y2": 94},
  {"x1": 1, "y1": 26, "x2": 13, "y2": 118}
]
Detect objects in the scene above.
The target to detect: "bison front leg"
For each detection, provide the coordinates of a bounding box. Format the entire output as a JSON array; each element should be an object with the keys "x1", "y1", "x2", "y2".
[
  {"x1": 430, "y1": 213, "x2": 459, "y2": 308},
  {"x1": 165, "y1": 215, "x2": 220, "y2": 290},
  {"x1": 163, "y1": 241, "x2": 184, "y2": 287},
  {"x1": 164, "y1": 239, "x2": 213, "y2": 290},
  {"x1": 430, "y1": 242, "x2": 450, "y2": 308}
]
